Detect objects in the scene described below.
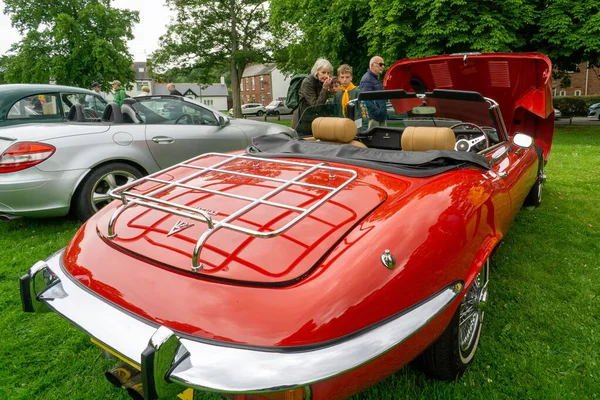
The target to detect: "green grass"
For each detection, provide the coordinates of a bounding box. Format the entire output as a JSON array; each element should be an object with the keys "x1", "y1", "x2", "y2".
[{"x1": 1, "y1": 126, "x2": 598, "y2": 399}]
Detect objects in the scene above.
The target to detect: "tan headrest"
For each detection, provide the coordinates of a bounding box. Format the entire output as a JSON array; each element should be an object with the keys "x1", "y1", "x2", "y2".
[
  {"x1": 312, "y1": 117, "x2": 357, "y2": 143},
  {"x1": 401, "y1": 126, "x2": 456, "y2": 151}
]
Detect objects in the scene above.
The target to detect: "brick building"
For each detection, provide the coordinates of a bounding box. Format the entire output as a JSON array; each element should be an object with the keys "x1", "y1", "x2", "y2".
[
  {"x1": 240, "y1": 63, "x2": 290, "y2": 105},
  {"x1": 552, "y1": 62, "x2": 600, "y2": 97}
]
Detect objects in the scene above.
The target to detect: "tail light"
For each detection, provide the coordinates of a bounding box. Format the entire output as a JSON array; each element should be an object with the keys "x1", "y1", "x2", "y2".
[
  {"x1": 0, "y1": 142, "x2": 56, "y2": 173},
  {"x1": 226, "y1": 387, "x2": 309, "y2": 400}
]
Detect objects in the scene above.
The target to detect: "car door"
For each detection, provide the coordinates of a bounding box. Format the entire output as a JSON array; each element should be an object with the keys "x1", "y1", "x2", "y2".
[
  {"x1": 483, "y1": 140, "x2": 537, "y2": 231},
  {"x1": 140, "y1": 97, "x2": 247, "y2": 169}
]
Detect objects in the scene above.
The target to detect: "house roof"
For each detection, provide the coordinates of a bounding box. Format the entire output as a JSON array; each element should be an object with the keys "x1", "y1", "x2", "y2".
[
  {"x1": 152, "y1": 83, "x2": 228, "y2": 97},
  {"x1": 242, "y1": 63, "x2": 277, "y2": 78},
  {"x1": 133, "y1": 62, "x2": 151, "y2": 80}
]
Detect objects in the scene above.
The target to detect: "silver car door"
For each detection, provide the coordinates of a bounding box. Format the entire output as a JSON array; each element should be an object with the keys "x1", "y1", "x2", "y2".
[{"x1": 139, "y1": 97, "x2": 247, "y2": 169}]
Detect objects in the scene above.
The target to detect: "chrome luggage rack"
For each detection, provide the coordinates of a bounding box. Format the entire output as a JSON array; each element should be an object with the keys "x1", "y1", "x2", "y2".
[{"x1": 107, "y1": 153, "x2": 358, "y2": 272}]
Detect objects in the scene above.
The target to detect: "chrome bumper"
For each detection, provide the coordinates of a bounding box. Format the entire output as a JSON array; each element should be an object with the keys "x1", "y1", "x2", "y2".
[{"x1": 21, "y1": 249, "x2": 462, "y2": 398}]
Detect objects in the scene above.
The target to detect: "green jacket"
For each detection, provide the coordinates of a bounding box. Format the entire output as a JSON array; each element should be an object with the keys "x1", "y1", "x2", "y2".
[
  {"x1": 113, "y1": 88, "x2": 127, "y2": 107},
  {"x1": 332, "y1": 86, "x2": 369, "y2": 132}
]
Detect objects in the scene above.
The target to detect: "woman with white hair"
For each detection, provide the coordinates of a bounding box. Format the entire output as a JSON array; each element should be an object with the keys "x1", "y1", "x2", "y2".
[{"x1": 292, "y1": 58, "x2": 333, "y2": 129}]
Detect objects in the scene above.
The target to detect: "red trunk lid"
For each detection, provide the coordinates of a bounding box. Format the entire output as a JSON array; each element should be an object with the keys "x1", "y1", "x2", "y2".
[
  {"x1": 96, "y1": 154, "x2": 388, "y2": 286},
  {"x1": 384, "y1": 52, "x2": 554, "y2": 159}
]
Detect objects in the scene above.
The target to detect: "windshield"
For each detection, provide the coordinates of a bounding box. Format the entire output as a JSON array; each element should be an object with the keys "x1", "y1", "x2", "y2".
[
  {"x1": 267, "y1": 101, "x2": 280, "y2": 107},
  {"x1": 297, "y1": 89, "x2": 501, "y2": 143}
]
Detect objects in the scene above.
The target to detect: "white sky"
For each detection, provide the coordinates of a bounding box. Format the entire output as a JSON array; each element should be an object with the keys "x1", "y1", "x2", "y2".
[{"x1": 0, "y1": 0, "x2": 173, "y2": 61}]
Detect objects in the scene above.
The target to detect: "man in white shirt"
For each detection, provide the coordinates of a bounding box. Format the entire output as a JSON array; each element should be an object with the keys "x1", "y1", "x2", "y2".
[{"x1": 86, "y1": 82, "x2": 107, "y2": 110}]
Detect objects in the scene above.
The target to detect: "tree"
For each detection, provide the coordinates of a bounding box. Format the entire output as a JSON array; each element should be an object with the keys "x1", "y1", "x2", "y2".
[
  {"x1": 270, "y1": 0, "x2": 600, "y2": 84},
  {"x1": 2, "y1": 0, "x2": 139, "y2": 90},
  {"x1": 151, "y1": 0, "x2": 269, "y2": 118},
  {"x1": 269, "y1": 0, "x2": 371, "y2": 76}
]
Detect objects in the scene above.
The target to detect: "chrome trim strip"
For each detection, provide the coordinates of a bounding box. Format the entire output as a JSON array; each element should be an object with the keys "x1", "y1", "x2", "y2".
[{"x1": 33, "y1": 250, "x2": 459, "y2": 394}]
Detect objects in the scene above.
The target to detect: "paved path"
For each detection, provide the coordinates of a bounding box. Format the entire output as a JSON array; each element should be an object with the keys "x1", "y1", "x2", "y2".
[{"x1": 556, "y1": 117, "x2": 600, "y2": 126}]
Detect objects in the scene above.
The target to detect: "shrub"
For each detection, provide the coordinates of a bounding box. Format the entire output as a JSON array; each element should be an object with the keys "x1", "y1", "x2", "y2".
[{"x1": 553, "y1": 96, "x2": 600, "y2": 117}]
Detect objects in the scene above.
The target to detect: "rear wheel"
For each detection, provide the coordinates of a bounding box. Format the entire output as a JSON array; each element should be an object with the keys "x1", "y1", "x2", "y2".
[
  {"x1": 72, "y1": 163, "x2": 143, "y2": 221},
  {"x1": 256, "y1": 110, "x2": 264, "y2": 116},
  {"x1": 413, "y1": 259, "x2": 489, "y2": 380},
  {"x1": 523, "y1": 145, "x2": 545, "y2": 207}
]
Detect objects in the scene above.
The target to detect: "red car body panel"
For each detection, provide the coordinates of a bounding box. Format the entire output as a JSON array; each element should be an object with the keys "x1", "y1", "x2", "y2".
[
  {"x1": 384, "y1": 52, "x2": 554, "y2": 160},
  {"x1": 63, "y1": 144, "x2": 537, "y2": 348}
]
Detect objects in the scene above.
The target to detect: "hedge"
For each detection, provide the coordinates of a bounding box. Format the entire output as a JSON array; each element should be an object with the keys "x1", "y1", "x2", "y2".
[{"x1": 553, "y1": 95, "x2": 600, "y2": 117}]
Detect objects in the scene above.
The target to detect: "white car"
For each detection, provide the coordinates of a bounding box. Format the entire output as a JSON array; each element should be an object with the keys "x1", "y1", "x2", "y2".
[
  {"x1": 265, "y1": 100, "x2": 293, "y2": 115},
  {"x1": 229, "y1": 103, "x2": 267, "y2": 116},
  {"x1": 587, "y1": 103, "x2": 600, "y2": 120}
]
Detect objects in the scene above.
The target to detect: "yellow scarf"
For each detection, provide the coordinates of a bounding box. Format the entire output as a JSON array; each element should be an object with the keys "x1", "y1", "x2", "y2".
[{"x1": 341, "y1": 82, "x2": 356, "y2": 117}]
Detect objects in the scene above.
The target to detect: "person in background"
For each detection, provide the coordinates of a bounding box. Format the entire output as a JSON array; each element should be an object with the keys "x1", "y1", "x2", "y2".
[
  {"x1": 111, "y1": 80, "x2": 127, "y2": 107},
  {"x1": 292, "y1": 58, "x2": 333, "y2": 129},
  {"x1": 86, "y1": 82, "x2": 107, "y2": 109},
  {"x1": 167, "y1": 83, "x2": 182, "y2": 96},
  {"x1": 330, "y1": 77, "x2": 341, "y2": 96},
  {"x1": 359, "y1": 56, "x2": 388, "y2": 129},
  {"x1": 138, "y1": 85, "x2": 151, "y2": 96},
  {"x1": 333, "y1": 64, "x2": 361, "y2": 117}
]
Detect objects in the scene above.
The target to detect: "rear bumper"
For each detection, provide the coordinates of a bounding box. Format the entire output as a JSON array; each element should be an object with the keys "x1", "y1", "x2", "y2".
[
  {"x1": 21, "y1": 249, "x2": 461, "y2": 397},
  {"x1": 0, "y1": 168, "x2": 87, "y2": 217}
]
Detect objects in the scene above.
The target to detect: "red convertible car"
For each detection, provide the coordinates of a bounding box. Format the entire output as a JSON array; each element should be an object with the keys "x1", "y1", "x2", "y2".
[{"x1": 20, "y1": 53, "x2": 553, "y2": 400}]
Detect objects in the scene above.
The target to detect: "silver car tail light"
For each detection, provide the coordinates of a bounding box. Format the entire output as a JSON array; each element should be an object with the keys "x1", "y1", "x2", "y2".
[{"x1": 0, "y1": 142, "x2": 56, "y2": 173}]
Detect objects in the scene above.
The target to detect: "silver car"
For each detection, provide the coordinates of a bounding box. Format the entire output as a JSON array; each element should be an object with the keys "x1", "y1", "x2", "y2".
[{"x1": 0, "y1": 95, "x2": 296, "y2": 220}]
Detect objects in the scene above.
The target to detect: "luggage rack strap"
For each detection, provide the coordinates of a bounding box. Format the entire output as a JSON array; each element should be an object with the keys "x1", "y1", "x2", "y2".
[{"x1": 105, "y1": 153, "x2": 358, "y2": 271}]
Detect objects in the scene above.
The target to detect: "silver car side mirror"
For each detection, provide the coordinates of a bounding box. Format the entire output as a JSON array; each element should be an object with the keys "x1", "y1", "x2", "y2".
[
  {"x1": 218, "y1": 116, "x2": 228, "y2": 127},
  {"x1": 512, "y1": 133, "x2": 533, "y2": 149}
]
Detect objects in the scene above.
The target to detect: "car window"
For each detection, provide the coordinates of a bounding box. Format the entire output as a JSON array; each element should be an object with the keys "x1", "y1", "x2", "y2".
[
  {"x1": 7, "y1": 94, "x2": 61, "y2": 120},
  {"x1": 61, "y1": 93, "x2": 107, "y2": 120},
  {"x1": 133, "y1": 98, "x2": 217, "y2": 125}
]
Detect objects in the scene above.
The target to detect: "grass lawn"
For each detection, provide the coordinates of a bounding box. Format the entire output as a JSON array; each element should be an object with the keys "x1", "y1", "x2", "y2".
[{"x1": 0, "y1": 126, "x2": 598, "y2": 400}]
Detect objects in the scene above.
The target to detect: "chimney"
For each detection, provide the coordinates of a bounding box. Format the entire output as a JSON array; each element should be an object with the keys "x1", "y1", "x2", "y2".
[{"x1": 220, "y1": 76, "x2": 225, "y2": 85}]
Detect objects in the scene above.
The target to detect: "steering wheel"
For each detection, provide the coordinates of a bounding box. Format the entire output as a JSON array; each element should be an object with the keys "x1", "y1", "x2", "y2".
[
  {"x1": 174, "y1": 113, "x2": 194, "y2": 124},
  {"x1": 450, "y1": 122, "x2": 490, "y2": 152}
]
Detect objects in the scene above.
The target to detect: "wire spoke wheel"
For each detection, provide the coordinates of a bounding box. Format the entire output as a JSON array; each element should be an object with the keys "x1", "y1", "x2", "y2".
[{"x1": 458, "y1": 259, "x2": 489, "y2": 362}]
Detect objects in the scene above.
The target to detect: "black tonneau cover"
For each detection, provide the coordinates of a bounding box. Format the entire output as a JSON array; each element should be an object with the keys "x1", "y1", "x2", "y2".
[{"x1": 248, "y1": 134, "x2": 490, "y2": 178}]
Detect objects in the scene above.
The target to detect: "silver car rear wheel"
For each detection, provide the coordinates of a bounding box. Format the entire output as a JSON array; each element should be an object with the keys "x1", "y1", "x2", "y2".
[{"x1": 72, "y1": 163, "x2": 143, "y2": 221}]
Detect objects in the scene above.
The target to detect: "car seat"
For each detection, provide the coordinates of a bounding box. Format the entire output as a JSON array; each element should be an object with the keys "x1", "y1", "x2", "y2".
[
  {"x1": 66, "y1": 104, "x2": 86, "y2": 122},
  {"x1": 311, "y1": 117, "x2": 367, "y2": 148},
  {"x1": 101, "y1": 103, "x2": 124, "y2": 123},
  {"x1": 401, "y1": 127, "x2": 456, "y2": 151},
  {"x1": 121, "y1": 104, "x2": 141, "y2": 123}
]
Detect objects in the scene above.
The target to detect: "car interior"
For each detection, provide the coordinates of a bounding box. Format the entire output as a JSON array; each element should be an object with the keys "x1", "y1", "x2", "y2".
[{"x1": 297, "y1": 89, "x2": 504, "y2": 155}]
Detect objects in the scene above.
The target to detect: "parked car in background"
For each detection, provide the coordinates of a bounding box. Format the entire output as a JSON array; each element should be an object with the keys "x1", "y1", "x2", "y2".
[
  {"x1": 554, "y1": 108, "x2": 562, "y2": 119},
  {"x1": 20, "y1": 53, "x2": 553, "y2": 400},
  {"x1": 0, "y1": 84, "x2": 107, "y2": 127},
  {"x1": 265, "y1": 100, "x2": 293, "y2": 115},
  {"x1": 588, "y1": 103, "x2": 600, "y2": 120},
  {"x1": 228, "y1": 103, "x2": 267, "y2": 116},
  {"x1": 0, "y1": 95, "x2": 296, "y2": 220}
]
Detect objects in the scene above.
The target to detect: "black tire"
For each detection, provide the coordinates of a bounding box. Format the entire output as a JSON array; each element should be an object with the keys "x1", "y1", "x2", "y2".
[
  {"x1": 72, "y1": 163, "x2": 143, "y2": 221},
  {"x1": 274, "y1": 110, "x2": 280, "y2": 116},
  {"x1": 523, "y1": 145, "x2": 545, "y2": 208},
  {"x1": 256, "y1": 110, "x2": 264, "y2": 116},
  {"x1": 413, "y1": 260, "x2": 489, "y2": 380}
]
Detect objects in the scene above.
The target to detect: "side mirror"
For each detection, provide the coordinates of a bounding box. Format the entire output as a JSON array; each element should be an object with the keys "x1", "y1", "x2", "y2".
[
  {"x1": 512, "y1": 133, "x2": 533, "y2": 149},
  {"x1": 218, "y1": 115, "x2": 228, "y2": 127}
]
